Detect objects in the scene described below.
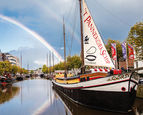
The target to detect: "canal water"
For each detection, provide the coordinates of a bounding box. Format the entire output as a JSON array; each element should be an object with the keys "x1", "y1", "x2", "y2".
[{"x1": 0, "y1": 79, "x2": 143, "y2": 115}]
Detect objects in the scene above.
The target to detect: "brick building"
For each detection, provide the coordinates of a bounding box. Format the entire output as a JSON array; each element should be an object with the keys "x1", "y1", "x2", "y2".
[{"x1": 119, "y1": 59, "x2": 134, "y2": 70}]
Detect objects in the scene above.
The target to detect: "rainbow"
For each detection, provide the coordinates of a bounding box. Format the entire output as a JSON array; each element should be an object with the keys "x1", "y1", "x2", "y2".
[{"x1": 0, "y1": 14, "x2": 64, "y2": 62}]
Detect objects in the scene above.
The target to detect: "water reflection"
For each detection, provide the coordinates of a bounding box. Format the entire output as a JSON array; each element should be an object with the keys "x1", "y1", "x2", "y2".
[
  {"x1": 0, "y1": 84, "x2": 20, "y2": 104},
  {"x1": 134, "y1": 98, "x2": 143, "y2": 115},
  {"x1": 0, "y1": 79, "x2": 143, "y2": 115},
  {"x1": 0, "y1": 79, "x2": 54, "y2": 115}
]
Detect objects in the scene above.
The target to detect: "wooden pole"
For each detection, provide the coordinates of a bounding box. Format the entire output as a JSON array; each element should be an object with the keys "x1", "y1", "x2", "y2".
[
  {"x1": 63, "y1": 18, "x2": 67, "y2": 77},
  {"x1": 49, "y1": 51, "x2": 51, "y2": 75},
  {"x1": 52, "y1": 53, "x2": 54, "y2": 70},
  {"x1": 115, "y1": 44, "x2": 118, "y2": 69},
  {"x1": 47, "y1": 53, "x2": 48, "y2": 74},
  {"x1": 52, "y1": 52, "x2": 55, "y2": 75},
  {"x1": 20, "y1": 52, "x2": 22, "y2": 74},
  {"x1": 126, "y1": 42, "x2": 128, "y2": 72},
  {"x1": 79, "y1": 0, "x2": 85, "y2": 74}
]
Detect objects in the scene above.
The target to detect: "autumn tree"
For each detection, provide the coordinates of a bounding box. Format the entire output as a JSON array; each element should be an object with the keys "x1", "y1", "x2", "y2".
[
  {"x1": 127, "y1": 22, "x2": 143, "y2": 60},
  {"x1": 0, "y1": 61, "x2": 12, "y2": 75},
  {"x1": 66, "y1": 55, "x2": 81, "y2": 70},
  {"x1": 0, "y1": 61, "x2": 21, "y2": 75},
  {"x1": 54, "y1": 62, "x2": 65, "y2": 70},
  {"x1": 42, "y1": 65, "x2": 48, "y2": 73},
  {"x1": 11, "y1": 65, "x2": 18, "y2": 74},
  {"x1": 0, "y1": 61, "x2": 29, "y2": 75},
  {"x1": 30, "y1": 70, "x2": 34, "y2": 74},
  {"x1": 105, "y1": 39, "x2": 123, "y2": 61},
  {"x1": 22, "y1": 68, "x2": 28, "y2": 74},
  {"x1": 53, "y1": 55, "x2": 81, "y2": 70},
  {"x1": 0, "y1": 61, "x2": 3, "y2": 75}
]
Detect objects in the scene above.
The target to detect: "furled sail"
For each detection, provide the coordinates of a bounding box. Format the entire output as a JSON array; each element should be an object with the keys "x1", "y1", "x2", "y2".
[{"x1": 82, "y1": 0, "x2": 115, "y2": 68}]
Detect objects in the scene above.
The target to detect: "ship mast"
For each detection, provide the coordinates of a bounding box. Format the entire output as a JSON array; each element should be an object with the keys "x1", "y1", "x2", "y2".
[
  {"x1": 63, "y1": 18, "x2": 67, "y2": 78},
  {"x1": 79, "y1": 0, "x2": 85, "y2": 74},
  {"x1": 20, "y1": 52, "x2": 22, "y2": 74}
]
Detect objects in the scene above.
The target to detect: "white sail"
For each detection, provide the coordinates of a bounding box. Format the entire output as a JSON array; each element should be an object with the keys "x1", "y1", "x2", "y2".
[{"x1": 82, "y1": 0, "x2": 115, "y2": 68}]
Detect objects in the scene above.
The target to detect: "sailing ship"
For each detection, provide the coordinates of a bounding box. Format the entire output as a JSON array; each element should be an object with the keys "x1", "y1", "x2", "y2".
[{"x1": 52, "y1": 0, "x2": 139, "y2": 113}]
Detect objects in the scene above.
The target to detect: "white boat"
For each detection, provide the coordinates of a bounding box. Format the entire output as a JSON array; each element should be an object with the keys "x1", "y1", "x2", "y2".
[{"x1": 52, "y1": 0, "x2": 139, "y2": 113}]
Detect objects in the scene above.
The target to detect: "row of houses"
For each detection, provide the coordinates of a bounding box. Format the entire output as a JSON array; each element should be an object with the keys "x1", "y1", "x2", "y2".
[{"x1": 0, "y1": 50, "x2": 20, "y2": 66}]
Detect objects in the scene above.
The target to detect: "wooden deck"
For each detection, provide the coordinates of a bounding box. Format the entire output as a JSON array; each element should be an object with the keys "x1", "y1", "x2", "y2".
[{"x1": 55, "y1": 72, "x2": 108, "y2": 84}]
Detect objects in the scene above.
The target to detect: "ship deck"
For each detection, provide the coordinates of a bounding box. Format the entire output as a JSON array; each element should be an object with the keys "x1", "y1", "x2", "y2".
[{"x1": 55, "y1": 72, "x2": 108, "y2": 84}]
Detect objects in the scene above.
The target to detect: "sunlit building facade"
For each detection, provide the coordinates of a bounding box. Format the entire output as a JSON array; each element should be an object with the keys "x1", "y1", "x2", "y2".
[
  {"x1": 5, "y1": 53, "x2": 20, "y2": 66},
  {"x1": 0, "y1": 50, "x2": 20, "y2": 66}
]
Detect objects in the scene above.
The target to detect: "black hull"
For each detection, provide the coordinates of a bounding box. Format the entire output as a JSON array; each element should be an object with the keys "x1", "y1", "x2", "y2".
[{"x1": 52, "y1": 82, "x2": 136, "y2": 113}]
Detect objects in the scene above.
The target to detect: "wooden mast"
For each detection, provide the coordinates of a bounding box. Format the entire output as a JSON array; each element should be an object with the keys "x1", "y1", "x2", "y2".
[
  {"x1": 79, "y1": 0, "x2": 85, "y2": 74},
  {"x1": 20, "y1": 52, "x2": 22, "y2": 74},
  {"x1": 63, "y1": 18, "x2": 67, "y2": 77},
  {"x1": 52, "y1": 52, "x2": 55, "y2": 73},
  {"x1": 49, "y1": 51, "x2": 51, "y2": 75},
  {"x1": 47, "y1": 52, "x2": 49, "y2": 74}
]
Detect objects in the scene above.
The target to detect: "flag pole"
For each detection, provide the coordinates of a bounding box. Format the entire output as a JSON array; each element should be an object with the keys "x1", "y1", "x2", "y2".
[
  {"x1": 115, "y1": 44, "x2": 118, "y2": 69},
  {"x1": 133, "y1": 46, "x2": 137, "y2": 71},
  {"x1": 126, "y1": 42, "x2": 128, "y2": 72}
]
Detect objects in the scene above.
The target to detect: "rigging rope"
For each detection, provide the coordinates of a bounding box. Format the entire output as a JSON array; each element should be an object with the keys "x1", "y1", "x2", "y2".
[
  {"x1": 64, "y1": 1, "x2": 79, "y2": 56},
  {"x1": 88, "y1": 0, "x2": 131, "y2": 27},
  {"x1": 69, "y1": 1, "x2": 79, "y2": 56}
]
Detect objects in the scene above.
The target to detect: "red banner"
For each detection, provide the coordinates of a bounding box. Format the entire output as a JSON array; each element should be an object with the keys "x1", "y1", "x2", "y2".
[
  {"x1": 128, "y1": 44, "x2": 134, "y2": 60},
  {"x1": 111, "y1": 43, "x2": 116, "y2": 60}
]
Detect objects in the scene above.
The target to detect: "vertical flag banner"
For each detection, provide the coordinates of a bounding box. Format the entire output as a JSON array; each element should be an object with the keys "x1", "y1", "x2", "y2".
[
  {"x1": 121, "y1": 42, "x2": 127, "y2": 60},
  {"x1": 128, "y1": 44, "x2": 134, "y2": 59},
  {"x1": 111, "y1": 43, "x2": 117, "y2": 60}
]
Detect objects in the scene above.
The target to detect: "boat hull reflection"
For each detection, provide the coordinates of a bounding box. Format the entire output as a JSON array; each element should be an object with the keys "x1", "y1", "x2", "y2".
[{"x1": 0, "y1": 84, "x2": 20, "y2": 104}]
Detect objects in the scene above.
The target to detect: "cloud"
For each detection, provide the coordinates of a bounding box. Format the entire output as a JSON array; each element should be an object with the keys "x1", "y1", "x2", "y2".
[
  {"x1": 9, "y1": 46, "x2": 48, "y2": 69},
  {"x1": 0, "y1": 0, "x2": 37, "y2": 12},
  {"x1": 60, "y1": 47, "x2": 64, "y2": 50},
  {"x1": 9, "y1": 45, "x2": 60, "y2": 69},
  {"x1": 34, "y1": 60, "x2": 46, "y2": 66}
]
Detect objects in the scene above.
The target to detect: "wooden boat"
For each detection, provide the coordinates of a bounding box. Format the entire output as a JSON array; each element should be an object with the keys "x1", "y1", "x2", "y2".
[
  {"x1": 52, "y1": 0, "x2": 139, "y2": 113},
  {"x1": 16, "y1": 75, "x2": 23, "y2": 81},
  {"x1": 0, "y1": 76, "x2": 14, "y2": 85}
]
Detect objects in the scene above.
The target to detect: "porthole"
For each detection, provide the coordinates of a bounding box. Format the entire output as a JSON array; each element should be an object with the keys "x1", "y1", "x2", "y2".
[{"x1": 121, "y1": 87, "x2": 126, "y2": 92}]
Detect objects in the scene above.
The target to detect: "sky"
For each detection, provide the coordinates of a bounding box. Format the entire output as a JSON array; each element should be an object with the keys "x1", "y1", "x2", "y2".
[{"x1": 0, "y1": 0, "x2": 143, "y2": 69}]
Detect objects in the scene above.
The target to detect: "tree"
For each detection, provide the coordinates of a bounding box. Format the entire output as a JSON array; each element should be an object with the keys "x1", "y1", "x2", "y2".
[
  {"x1": 30, "y1": 70, "x2": 34, "y2": 74},
  {"x1": 67, "y1": 55, "x2": 81, "y2": 70},
  {"x1": 22, "y1": 68, "x2": 28, "y2": 74},
  {"x1": 0, "y1": 61, "x2": 12, "y2": 75},
  {"x1": 54, "y1": 62, "x2": 65, "y2": 70},
  {"x1": 42, "y1": 65, "x2": 48, "y2": 73},
  {"x1": 0, "y1": 61, "x2": 3, "y2": 75},
  {"x1": 53, "y1": 55, "x2": 81, "y2": 70},
  {"x1": 11, "y1": 65, "x2": 18, "y2": 74},
  {"x1": 0, "y1": 61, "x2": 29, "y2": 75},
  {"x1": 127, "y1": 22, "x2": 143, "y2": 60},
  {"x1": 105, "y1": 39, "x2": 123, "y2": 61}
]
